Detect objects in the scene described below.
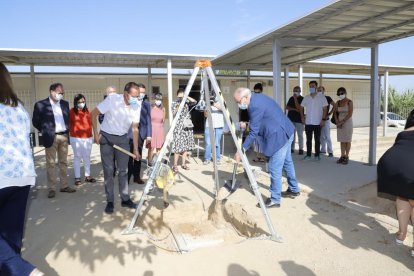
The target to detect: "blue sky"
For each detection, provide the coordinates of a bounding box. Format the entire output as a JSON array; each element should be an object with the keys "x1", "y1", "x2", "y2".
[{"x1": 1, "y1": 0, "x2": 413, "y2": 91}]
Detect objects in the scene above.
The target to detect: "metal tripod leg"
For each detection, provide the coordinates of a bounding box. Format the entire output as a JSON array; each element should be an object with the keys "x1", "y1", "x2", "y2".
[
  {"x1": 122, "y1": 67, "x2": 200, "y2": 235},
  {"x1": 202, "y1": 70, "x2": 220, "y2": 197},
  {"x1": 205, "y1": 66, "x2": 282, "y2": 242}
]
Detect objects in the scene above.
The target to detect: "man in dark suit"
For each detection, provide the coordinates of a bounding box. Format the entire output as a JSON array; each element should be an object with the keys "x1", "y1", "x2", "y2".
[
  {"x1": 234, "y1": 88, "x2": 299, "y2": 208},
  {"x1": 128, "y1": 83, "x2": 152, "y2": 184},
  {"x1": 32, "y1": 83, "x2": 76, "y2": 198}
]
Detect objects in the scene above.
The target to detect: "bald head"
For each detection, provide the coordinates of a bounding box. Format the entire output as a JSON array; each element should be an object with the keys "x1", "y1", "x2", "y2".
[
  {"x1": 106, "y1": 86, "x2": 117, "y2": 96},
  {"x1": 233, "y1": 87, "x2": 251, "y2": 102}
]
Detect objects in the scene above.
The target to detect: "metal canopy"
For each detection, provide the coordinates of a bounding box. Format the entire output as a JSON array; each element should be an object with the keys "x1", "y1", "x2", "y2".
[
  {"x1": 299, "y1": 61, "x2": 414, "y2": 76},
  {"x1": 213, "y1": 0, "x2": 414, "y2": 69},
  {"x1": 0, "y1": 48, "x2": 214, "y2": 68}
]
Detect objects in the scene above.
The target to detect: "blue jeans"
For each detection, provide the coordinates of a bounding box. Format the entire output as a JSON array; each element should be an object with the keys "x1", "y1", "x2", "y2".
[
  {"x1": 0, "y1": 186, "x2": 36, "y2": 275},
  {"x1": 204, "y1": 127, "x2": 223, "y2": 161},
  {"x1": 268, "y1": 135, "x2": 299, "y2": 203}
]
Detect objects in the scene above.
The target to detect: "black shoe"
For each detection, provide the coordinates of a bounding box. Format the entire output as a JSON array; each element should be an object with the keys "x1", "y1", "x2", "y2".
[
  {"x1": 257, "y1": 198, "x2": 280, "y2": 208},
  {"x1": 298, "y1": 150, "x2": 304, "y2": 155},
  {"x1": 121, "y1": 199, "x2": 137, "y2": 209},
  {"x1": 291, "y1": 149, "x2": 294, "y2": 153},
  {"x1": 105, "y1": 202, "x2": 114, "y2": 214},
  {"x1": 328, "y1": 153, "x2": 333, "y2": 157},
  {"x1": 133, "y1": 178, "x2": 145, "y2": 184},
  {"x1": 281, "y1": 188, "x2": 300, "y2": 198}
]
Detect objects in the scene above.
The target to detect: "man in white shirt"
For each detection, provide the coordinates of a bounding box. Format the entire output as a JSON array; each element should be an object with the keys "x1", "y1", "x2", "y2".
[
  {"x1": 91, "y1": 82, "x2": 141, "y2": 214},
  {"x1": 300, "y1": 80, "x2": 328, "y2": 161},
  {"x1": 32, "y1": 83, "x2": 76, "y2": 198},
  {"x1": 203, "y1": 99, "x2": 224, "y2": 165}
]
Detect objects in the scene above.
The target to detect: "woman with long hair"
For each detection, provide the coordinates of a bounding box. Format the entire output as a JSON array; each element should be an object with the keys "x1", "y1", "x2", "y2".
[
  {"x1": 69, "y1": 94, "x2": 95, "y2": 186},
  {"x1": 0, "y1": 62, "x2": 43, "y2": 275}
]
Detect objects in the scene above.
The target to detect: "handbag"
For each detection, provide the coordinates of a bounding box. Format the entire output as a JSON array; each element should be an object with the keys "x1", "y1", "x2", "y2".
[
  {"x1": 331, "y1": 101, "x2": 339, "y2": 125},
  {"x1": 183, "y1": 117, "x2": 194, "y2": 129}
]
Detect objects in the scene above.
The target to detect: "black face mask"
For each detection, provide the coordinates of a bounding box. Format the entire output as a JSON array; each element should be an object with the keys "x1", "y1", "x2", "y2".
[{"x1": 177, "y1": 97, "x2": 183, "y2": 102}]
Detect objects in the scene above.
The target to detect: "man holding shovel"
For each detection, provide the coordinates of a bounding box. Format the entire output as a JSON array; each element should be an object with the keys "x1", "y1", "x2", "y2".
[
  {"x1": 91, "y1": 82, "x2": 141, "y2": 214},
  {"x1": 233, "y1": 88, "x2": 300, "y2": 208}
]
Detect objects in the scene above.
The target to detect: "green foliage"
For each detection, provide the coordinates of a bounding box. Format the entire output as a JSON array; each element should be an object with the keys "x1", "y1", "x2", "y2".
[{"x1": 383, "y1": 87, "x2": 414, "y2": 117}]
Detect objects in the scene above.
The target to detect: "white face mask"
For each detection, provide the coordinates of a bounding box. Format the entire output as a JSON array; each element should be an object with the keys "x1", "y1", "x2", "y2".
[
  {"x1": 294, "y1": 92, "x2": 301, "y2": 96},
  {"x1": 139, "y1": 93, "x2": 145, "y2": 100},
  {"x1": 55, "y1": 93, "x2": 63, "y2": 101},
  {"x1": 309, "y1": 87, "x2": 316, "y2": 94},
  {"x1": 77, "y1": 103, "x2": 85, "y2": 109},
  {"x1": 338, "y1": 94, "x2": 346, "y2": 100},
  {"x1": 155, "y1": 100, "x2": 162, "y2": 106}
]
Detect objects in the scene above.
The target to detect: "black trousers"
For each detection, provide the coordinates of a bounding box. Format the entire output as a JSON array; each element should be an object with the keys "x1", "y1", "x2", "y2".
[
  {"x1": 0, "y1": 185, "x2": 35, "y2": 275},
  {"x1": 305, "y1": 125, "x2": 321, "y2": 157},
  {"x1": 128, "y1": 136, "x2": 145, "y2": 182}
]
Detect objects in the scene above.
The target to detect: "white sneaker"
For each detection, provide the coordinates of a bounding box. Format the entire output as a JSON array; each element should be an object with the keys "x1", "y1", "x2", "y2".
[{"x1": 203, "y1": 160, "x2": 210, "y2": 165}]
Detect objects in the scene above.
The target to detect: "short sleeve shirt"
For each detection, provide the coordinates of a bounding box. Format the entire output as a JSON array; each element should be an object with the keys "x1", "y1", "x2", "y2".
[
  {"x1": 287, "y1": 96, "x2": 304, "y2": 123},
  {"x1": 301, "y1": 94, "x2": 328, "y2": 125},
  {"x1": 0, "y1": 103, "x2": 36, "y2": 189},
  {"x1": 98, "y1": 94, "x2": 141, "y2": 135}
]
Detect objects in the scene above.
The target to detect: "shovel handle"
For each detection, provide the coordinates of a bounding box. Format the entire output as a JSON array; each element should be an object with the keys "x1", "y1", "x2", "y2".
[
  {"x1": 231, "y1": 162, "x2": 238, "y2": 184},
  {"x1": 113, "y1": 145, "x2": 137, "y2": 159}
]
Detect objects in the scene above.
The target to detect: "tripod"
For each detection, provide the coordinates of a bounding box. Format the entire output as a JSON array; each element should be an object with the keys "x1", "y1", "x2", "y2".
[{"x1": 122, "y1": 60, "x2": 281, "y2": 242}]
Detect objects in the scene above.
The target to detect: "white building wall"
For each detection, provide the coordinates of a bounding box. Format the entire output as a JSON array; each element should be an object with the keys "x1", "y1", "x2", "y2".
[{"x1": 11, "y1": 73, "x2": 371, "y2": 128}]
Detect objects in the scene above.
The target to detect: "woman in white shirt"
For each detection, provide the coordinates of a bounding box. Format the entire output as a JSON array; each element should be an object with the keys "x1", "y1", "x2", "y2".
[{"x1": 0, "y1": 63, "x2": 43, "y2": 275}]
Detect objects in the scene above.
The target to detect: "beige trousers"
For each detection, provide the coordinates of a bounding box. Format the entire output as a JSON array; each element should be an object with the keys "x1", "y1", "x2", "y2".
[{"x1": 45, "y1": 134, "x2": 69, "y2": 191}]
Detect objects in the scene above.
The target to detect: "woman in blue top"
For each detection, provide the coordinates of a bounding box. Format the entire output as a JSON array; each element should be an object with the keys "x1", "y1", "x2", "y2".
[{"x1": 0, "y1": 63, "x2": 43, "y2": 276}]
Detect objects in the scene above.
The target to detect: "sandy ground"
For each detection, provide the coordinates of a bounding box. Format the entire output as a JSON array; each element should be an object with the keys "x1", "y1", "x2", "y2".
[{"x1": 22, "y1": 140, "x2": 414, "y2": 276}]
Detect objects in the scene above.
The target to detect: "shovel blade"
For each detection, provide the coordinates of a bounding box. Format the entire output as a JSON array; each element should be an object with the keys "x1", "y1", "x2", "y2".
[{"x1": 223, "y1": 179, "x2": 241, "y2": 194}]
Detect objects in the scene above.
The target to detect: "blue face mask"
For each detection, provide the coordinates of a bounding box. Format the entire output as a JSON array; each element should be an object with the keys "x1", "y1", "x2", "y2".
[
  {"x1": 128, "y1": 96, "x2": 139, "y2": 105},
  {"x1": 238, "y1": 103, "x2": 248, "y2": 110},
  {"x1": 309, "y1": 87, "x2": 316, "y2": 94}
]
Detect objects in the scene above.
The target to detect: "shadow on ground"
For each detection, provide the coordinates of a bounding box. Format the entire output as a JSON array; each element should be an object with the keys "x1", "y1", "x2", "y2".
[{"x1": 306, "y1": 192, "x2": 414, "y2": 271}]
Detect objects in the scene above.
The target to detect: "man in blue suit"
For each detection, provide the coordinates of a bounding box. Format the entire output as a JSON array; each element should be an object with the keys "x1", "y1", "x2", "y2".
[
  {"x1": 32, "y1": 83, "x2": 76, "y2": 198},
  {"x1": 128, "y1": 83, "x2": 152, "y2": 184},
  {"x1": 234, "y1": 88, "x2": 300, "y2": 208}
]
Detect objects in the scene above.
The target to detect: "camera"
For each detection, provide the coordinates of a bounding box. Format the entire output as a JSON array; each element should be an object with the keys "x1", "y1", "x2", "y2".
[{"x1": 209, "y1": 90, "x2": 217, "y2": 104}]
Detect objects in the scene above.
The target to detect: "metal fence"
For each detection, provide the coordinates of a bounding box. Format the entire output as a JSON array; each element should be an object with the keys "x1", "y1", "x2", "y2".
[{"x1": 387, "y1": 106, "x2": 414, "y2": 120}]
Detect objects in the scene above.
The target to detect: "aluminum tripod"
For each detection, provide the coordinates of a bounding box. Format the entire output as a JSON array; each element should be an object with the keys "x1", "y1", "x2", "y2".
[{"x1": 122, "y1": 60, "x2": 281, "y2": 242}]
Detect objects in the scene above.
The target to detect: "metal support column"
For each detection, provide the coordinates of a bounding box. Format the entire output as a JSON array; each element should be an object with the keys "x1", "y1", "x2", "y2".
[
  {"x1": 147, "y1": 65, "x2": 152, "y2": 94},
  {"x1": 369, "y1": 45, "x2": 379, "y2": 165},
  {"x1": 284, "y1": 66, "x2": 289, "y2": 111},
  {"x1": 298, "y1": 64, "x2": 303, "y2": 90},
  {"x1": 167, "y1": 59, "x2": 173, "y2": 126},
  {"x1": 30, "y1": 64, "x2": 39, "y2": 147},
  {"x1": 272, "y1": 39, "x2": 282, "y2": 104},
  {"x1": 247, "y1": 69, "x2": 251, "y2": 89},
  {"x1": 319, "y1": 72, "x2": 323, "y2": 86},
  {"x1": 383, "y1": 70, "x2": 389, "y2": 136}
]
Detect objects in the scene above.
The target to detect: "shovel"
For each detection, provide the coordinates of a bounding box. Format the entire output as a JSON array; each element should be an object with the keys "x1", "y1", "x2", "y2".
[{"x1": 217, "y1": 163, "x2": 242, "y2": 200}]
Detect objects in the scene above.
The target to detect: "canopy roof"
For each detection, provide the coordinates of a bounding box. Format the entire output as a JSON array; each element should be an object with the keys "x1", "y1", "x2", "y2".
[
  {"x1": 297, "y1": 61, "x2": 414, "y2": 76},
  {"x1": 0, "y1": 48, "x2": 214, "y2": 68},
  {"x1": 213, "y1": 0, "x2": 414, "y2": 70}
]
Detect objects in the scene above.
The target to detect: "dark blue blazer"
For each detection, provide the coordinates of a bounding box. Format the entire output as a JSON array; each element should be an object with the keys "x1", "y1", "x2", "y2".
[
  {"x1": 243, "y1": 93, "x2": 294, "y2": 157},
  {"x1": 139, "y1": 100, "x2": 152, "y2": 140},
  {"x1": 32, "y1": 97, "x2": 70, "y2": 148}
]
